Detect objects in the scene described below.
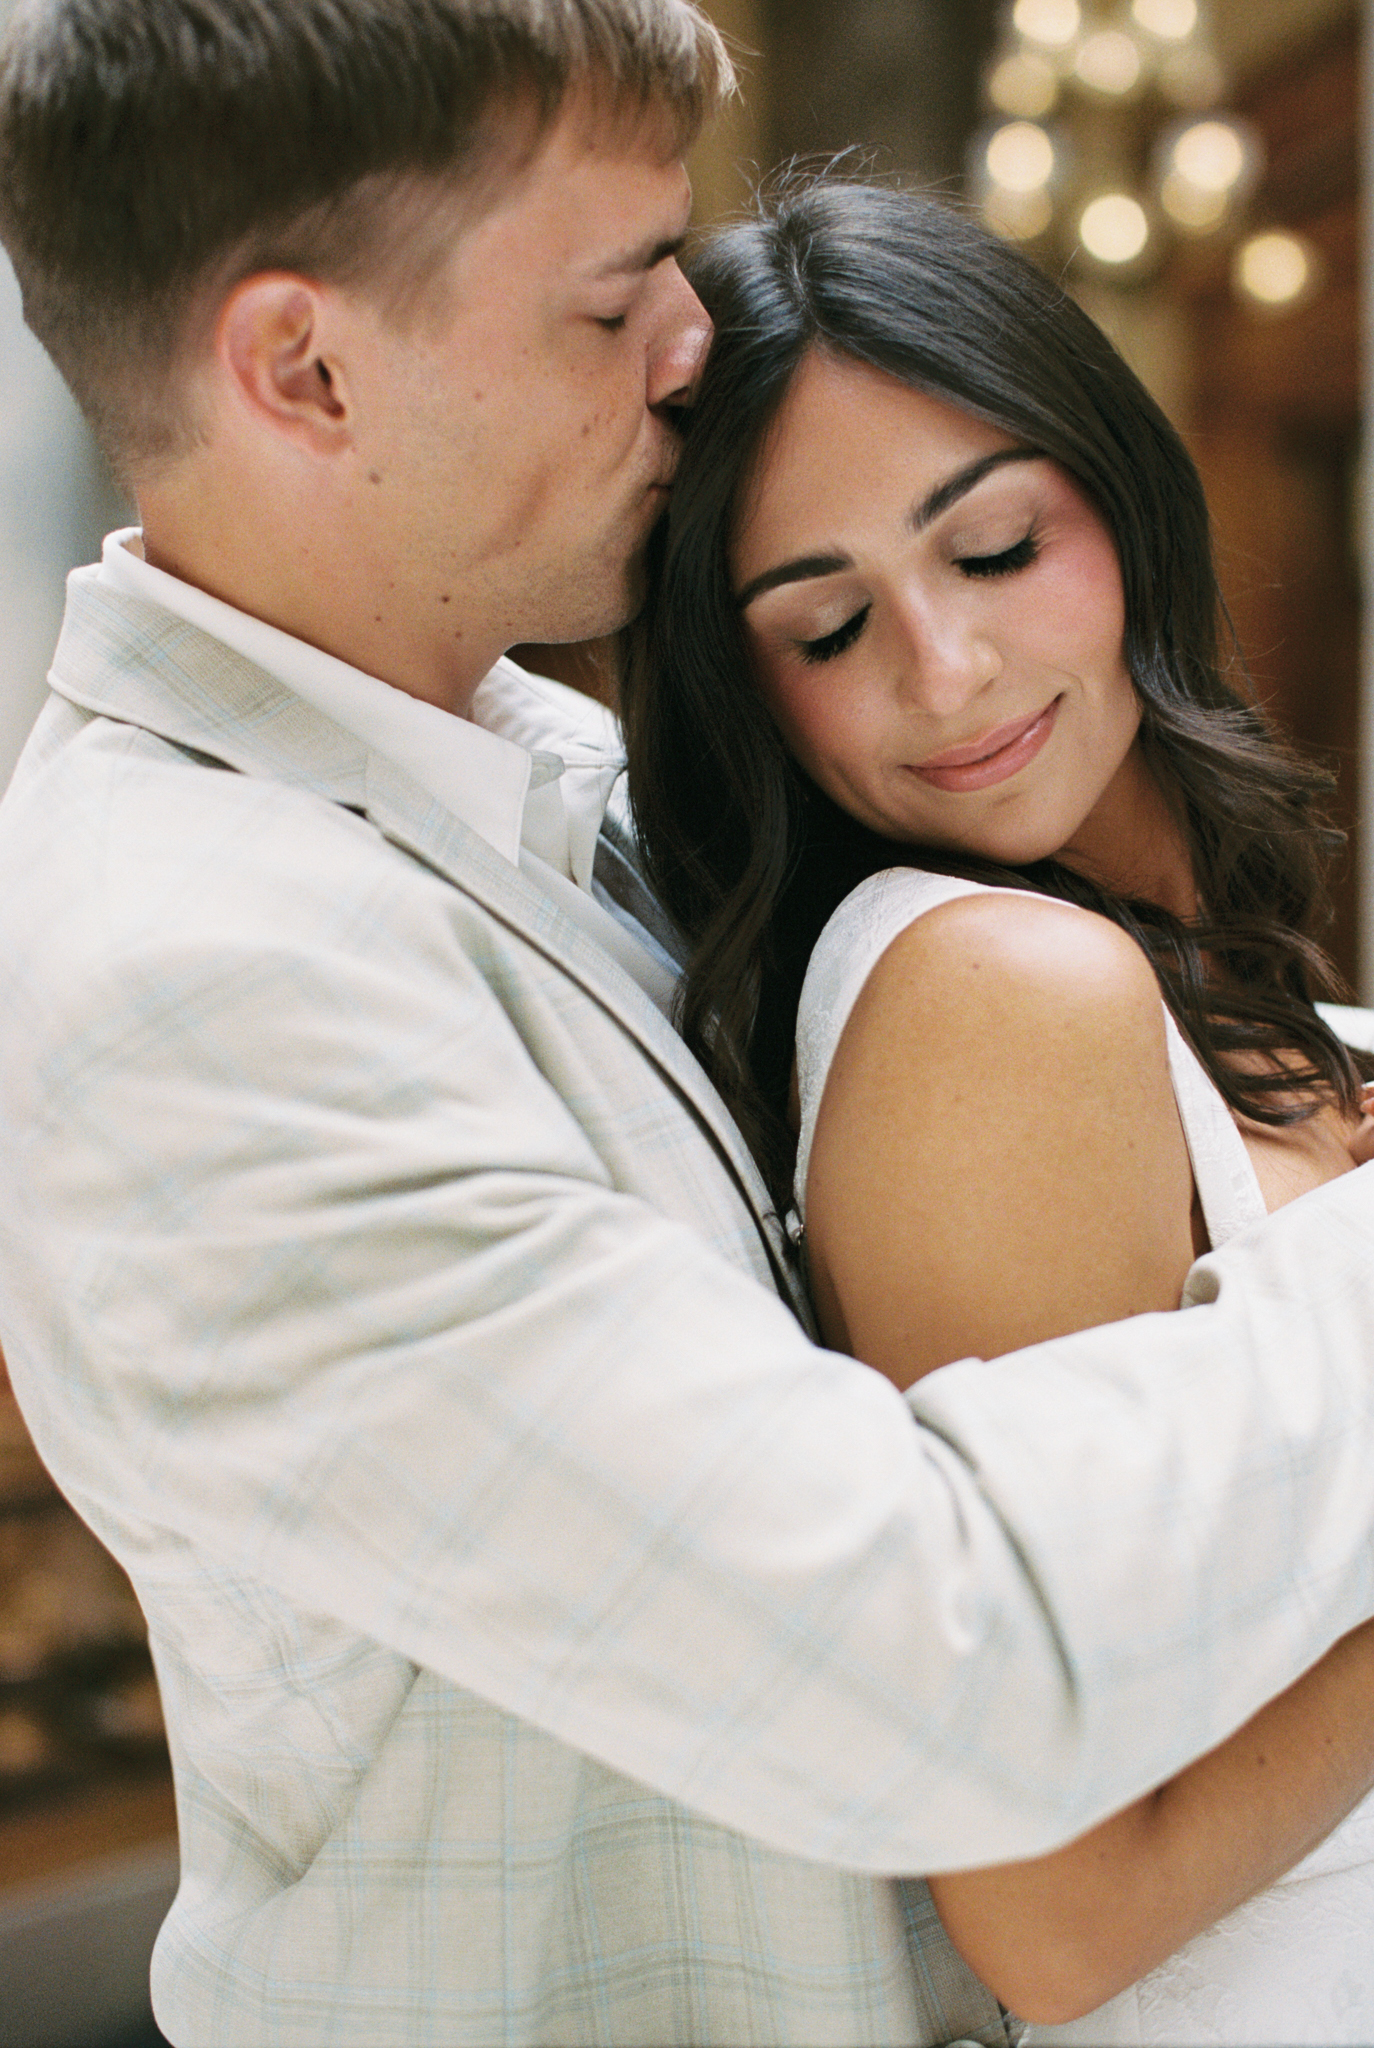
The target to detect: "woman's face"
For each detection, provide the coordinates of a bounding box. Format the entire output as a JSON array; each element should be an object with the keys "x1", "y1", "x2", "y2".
[{"x1": 734, "y1": 350, "x2": 1143, "y2": 870}]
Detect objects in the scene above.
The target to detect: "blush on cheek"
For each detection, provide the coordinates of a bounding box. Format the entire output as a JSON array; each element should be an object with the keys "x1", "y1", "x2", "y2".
[
  {"x1": 749, "y1": 649, "x2": 809, "y2": 744},
  {"x1": 1074, "y1": 527, "x2": 1126, "y2": 626},
  {"x1": 1030, "y1": 537, "x2": 1124, "y2": 641}
]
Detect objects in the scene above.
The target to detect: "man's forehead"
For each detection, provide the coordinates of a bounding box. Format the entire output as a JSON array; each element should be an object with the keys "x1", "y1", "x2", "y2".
[
  {"x1": 521, "y1": 90, "x2": 689, "y2": 225},
  {"x1": 442, "y1": 96, "x2": 692, "y2": 289},
  {"x1": 553, "y1": 142, "x2": 692, "y2": 276}
]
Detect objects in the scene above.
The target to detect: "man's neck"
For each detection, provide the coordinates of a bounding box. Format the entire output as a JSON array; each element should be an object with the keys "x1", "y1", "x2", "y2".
[{"x1": 138, "y1": 480, "x2": 499, "y2": 717}]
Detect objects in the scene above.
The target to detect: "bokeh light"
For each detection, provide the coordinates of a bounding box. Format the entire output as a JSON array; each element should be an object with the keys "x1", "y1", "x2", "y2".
[
  {"x1": 986, "y1": 121, "x2": 1056, "y2": 193},
  {"x1": 983, "y1": 187, "x2": 1056, "y2": 242},
  {"x1": 1233, "y1": 231, "x2": 1319, "y2": 308},
  {"x1": 1012, "y1": 0, "x2": 1081, "y2": 51},
  {"x1": 1172, "y1": 120, "x2": 1246, "y2": 192},
  {"x1": 1131, "y1": 0, "x2": 1199, "y2": 40},
  {"x1": 988, "y1": 51, "x2": 1059, "y2": 120},
  {"x1": 1079, "y1": 193, "x2": 1150, "y2": 264},
  {"x1": 1075, "y1": 31, "x2": 1143, "y2": 97}
]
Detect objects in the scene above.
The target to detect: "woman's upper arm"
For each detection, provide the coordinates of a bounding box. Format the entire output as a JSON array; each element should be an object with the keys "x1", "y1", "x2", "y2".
[{"x1": 803, "y1": 891, "x2": 1197, "y2": 1387}]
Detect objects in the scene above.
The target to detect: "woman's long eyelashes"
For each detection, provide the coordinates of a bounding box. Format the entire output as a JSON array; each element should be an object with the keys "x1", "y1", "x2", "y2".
[
  {"x1": 797, "y1": 605, "x2": 871, "y2": 665},
  {"x1": 957, "y1": 532, "x2": 1039, "y2": 579},
  {"x1": 789, "y1": 533, "x2": 1036, "y2": 660}
]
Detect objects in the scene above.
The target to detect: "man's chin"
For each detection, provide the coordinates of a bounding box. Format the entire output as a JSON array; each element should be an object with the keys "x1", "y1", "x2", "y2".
[
  {"x1": 513, "y1": 510, "x2": 663, "y2": 649},
  {"x1": 611, "y1": 548, "x2": 649, "y2": 628},
  {"x1": 556, "y1": 552, "x2": 650, "y2": 643},
  {"x1": 587, "y1": 494, "x2": 671, "y2": 633}
]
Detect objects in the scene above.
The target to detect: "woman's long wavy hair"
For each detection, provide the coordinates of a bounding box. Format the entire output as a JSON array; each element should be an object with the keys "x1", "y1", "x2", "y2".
[{"x1": 622, "y1": 177, "x2": 1363, "y2": 1209}]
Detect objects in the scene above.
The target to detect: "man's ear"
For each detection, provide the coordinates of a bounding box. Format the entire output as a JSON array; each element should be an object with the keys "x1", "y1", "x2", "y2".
[{"x1": 217, "y1": 273, "x2": 353, "y2": 453}]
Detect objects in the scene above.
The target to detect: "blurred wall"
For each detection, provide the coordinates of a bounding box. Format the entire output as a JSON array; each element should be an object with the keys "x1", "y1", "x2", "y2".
[
  {"x1": 1169, "y1": 8, "x2": 1365, "y2": 984},
  {"x1": 1214, "y1": 0, "x2": 1356, "y2": 72},
  {"x1": 760, "y1": 0, "x2": 997, "y2": 189},
  {"x1": 688, "y1": 0, "x2": 767, "y2": 223}
]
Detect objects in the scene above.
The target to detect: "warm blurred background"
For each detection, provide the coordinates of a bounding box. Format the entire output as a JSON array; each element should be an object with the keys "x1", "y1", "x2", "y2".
[{"x1": 0, "y1": 3, "x2": 1367, "y2": 2044}]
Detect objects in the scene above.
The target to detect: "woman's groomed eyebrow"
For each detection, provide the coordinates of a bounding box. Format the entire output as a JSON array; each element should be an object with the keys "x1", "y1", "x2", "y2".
[{"x1": 735, "y1": 447, "x2": 1042, "y2": 609}]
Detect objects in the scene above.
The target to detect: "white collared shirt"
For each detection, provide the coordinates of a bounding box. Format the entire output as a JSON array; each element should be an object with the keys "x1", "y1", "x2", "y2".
[{"x1": 96, "y1": 529, "x2": 679, "y2": 1011}]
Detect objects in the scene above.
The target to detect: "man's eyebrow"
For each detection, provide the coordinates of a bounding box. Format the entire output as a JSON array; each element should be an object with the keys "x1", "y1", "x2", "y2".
[
  {"x1": 736, "y1": 447, "x2": 1043, "y2": 610},
  {"x1": 591, "y1": 232, "x2": 688, "y2": 279}
]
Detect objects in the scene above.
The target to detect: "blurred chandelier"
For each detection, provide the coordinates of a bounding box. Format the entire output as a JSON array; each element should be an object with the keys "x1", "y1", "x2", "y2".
[{"x1": 972, "y1": 0, "x2": 1322, "y2": 311}]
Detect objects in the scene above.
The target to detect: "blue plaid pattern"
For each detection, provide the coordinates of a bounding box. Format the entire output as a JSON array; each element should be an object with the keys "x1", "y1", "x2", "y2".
[{"x1": 3, "y1": 574, "x2": 1374, "y2": 2044}]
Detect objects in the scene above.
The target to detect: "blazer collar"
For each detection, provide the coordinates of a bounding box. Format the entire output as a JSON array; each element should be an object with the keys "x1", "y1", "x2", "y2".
[{"x1": 48, "y1": 577, "x2": 805, "y2": 1313}]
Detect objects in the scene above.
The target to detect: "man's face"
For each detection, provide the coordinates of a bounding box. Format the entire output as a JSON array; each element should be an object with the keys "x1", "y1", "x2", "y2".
[{"x1": 350, "y1": 95, "x2": 710, "y2": 695}]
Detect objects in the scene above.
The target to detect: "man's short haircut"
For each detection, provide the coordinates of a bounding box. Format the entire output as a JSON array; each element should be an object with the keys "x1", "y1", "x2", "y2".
[{"x1": 0, "y1": 0, "x2": 732, "y2": 475}]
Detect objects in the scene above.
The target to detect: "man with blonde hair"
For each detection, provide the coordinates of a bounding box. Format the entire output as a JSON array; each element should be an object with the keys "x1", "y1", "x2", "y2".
[{"x1": 3, "y1": 4, "x2": 1374, "y2": 2044}]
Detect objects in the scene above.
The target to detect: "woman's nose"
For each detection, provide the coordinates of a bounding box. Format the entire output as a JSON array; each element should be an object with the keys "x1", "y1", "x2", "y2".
[{"x1": 891, "y1": 597, "x2": 1002, "y2": 719}]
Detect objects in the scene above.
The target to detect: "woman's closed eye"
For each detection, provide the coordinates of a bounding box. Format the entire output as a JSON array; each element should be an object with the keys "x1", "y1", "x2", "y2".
[
  {"x1": 797, "y1": 605, "x2": 871, "y2": 665},
  {"x1": 956, "y1": 531, "x2": 1039, "y2": 579},
  {"x1": 789, "y1": 529, "x2": 1038, "y2": 662}
]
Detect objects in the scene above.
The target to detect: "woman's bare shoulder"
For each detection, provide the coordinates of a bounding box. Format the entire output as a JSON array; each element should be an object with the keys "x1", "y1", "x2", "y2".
[
  {"x1": 806, "y1": 887, "x2": 1195, "y2": 1381},
  {"x1": 847, "y1": 885, "x2": 1165, "y2": 1063}
]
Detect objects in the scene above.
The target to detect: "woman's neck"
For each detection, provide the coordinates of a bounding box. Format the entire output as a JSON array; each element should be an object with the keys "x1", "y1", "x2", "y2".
[{"x1": 1057, "y1": 742, "x2": 1198, "y2": 921}]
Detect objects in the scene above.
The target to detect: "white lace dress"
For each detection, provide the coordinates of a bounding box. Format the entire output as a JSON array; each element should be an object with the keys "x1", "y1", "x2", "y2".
[{"x1": 794, "y1": 867, "x2": 1374, "y2": 2048}]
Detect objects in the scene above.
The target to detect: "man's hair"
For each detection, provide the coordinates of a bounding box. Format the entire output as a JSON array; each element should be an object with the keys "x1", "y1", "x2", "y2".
[{"x1": 0, "y1": 0, "x2": 731, "y2": 475}]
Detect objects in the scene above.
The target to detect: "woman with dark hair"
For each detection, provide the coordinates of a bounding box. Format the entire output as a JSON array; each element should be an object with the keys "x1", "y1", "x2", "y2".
[{"x1": 623, "y1": 179, "x2": 1374, "y2": 2045}]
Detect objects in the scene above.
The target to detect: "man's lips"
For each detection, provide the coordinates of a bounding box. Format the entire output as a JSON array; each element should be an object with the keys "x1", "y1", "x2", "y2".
[{"x1": 911, "y1": 699, "x2": 1061, "y2": 794}]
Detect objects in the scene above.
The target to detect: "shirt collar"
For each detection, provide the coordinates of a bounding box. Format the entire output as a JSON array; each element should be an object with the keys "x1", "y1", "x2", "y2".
[{"x1": 96, "y1": 529, "x2": 620, "y2": 884}]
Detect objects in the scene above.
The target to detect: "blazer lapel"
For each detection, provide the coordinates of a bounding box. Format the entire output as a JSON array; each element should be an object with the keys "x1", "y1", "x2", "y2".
[
  {"x1": 47, "y1": 578, "x2": 803, "y2": 1312},
  {"x1": 358, "y1": 751, "x2": 801, "y2": 1307}
]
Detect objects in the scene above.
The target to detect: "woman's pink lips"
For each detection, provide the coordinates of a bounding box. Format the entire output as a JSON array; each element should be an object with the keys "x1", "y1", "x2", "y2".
[{"x1": 912, "y1": 699, "x2": 1061, "y2": 793}]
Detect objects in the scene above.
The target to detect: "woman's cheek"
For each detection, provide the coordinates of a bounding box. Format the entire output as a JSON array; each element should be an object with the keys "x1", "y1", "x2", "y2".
[{"x1": 772, "y1": 664, "x2": 842, "y2": 757}]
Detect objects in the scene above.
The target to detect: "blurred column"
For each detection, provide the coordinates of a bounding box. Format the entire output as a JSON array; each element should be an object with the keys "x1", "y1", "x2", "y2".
[
  {"x1": 0, "y1": 0, "x2": 125, "y2": 790},
  {"x1": 0, "y1": 260, "x2": 122, "y2": 788},
  {"x1": 1362, "y1": 0, "x2": 1374, "y2": 998}
]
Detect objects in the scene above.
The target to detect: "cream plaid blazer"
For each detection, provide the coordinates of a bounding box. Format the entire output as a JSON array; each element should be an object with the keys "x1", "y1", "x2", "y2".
[{"x1": 5, "y1": 574, "x2": 1374, "y2": 2045}]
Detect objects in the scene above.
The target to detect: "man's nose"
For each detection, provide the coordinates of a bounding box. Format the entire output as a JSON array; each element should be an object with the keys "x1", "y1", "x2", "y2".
[{"x1": 648, "y1": 266, "x2": 713, "y2": 416}]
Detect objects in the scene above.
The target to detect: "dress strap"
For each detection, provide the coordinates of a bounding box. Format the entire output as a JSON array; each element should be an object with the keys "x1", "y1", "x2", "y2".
[{"x1": 1160, "y1": 1012, "x2": 1267, "y2": 1247}]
